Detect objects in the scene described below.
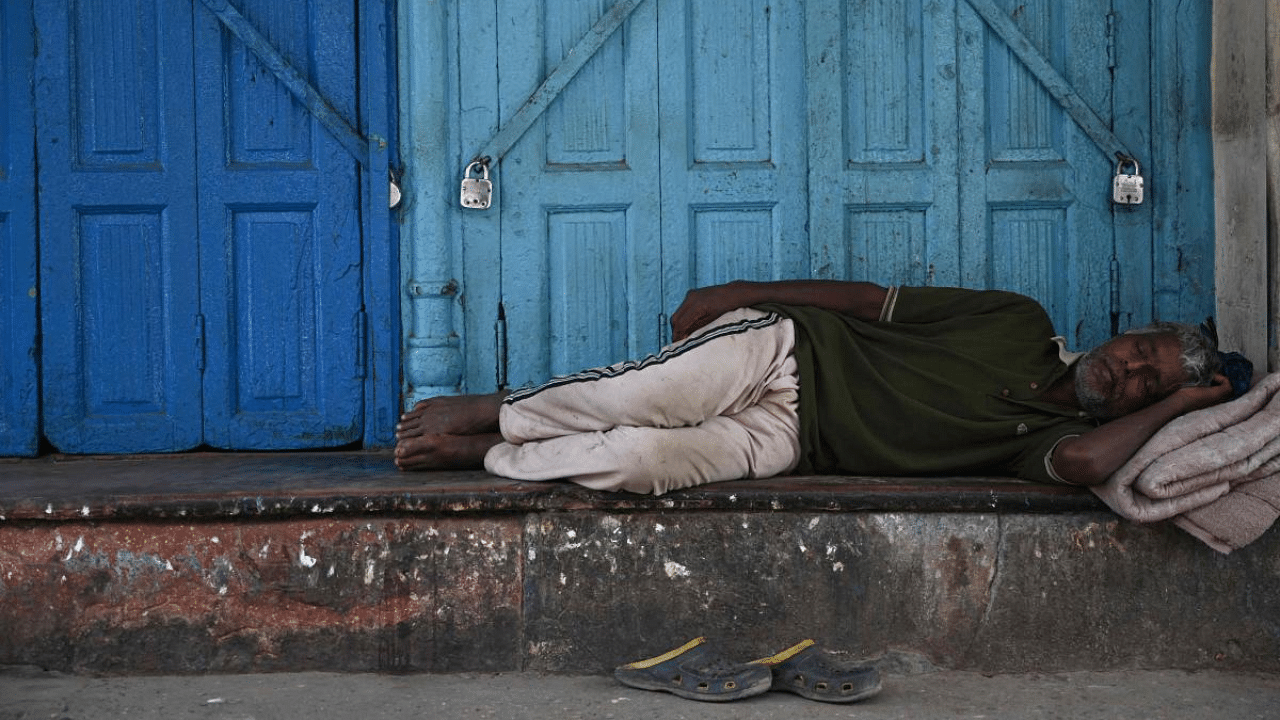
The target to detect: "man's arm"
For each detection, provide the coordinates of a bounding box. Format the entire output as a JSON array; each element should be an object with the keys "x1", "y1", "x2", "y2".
[
  {"x1": 1050, "y1": 374, "x2": 1234, "y2": 486},
  {"x1": 670, "y1": 280, "x2": 888, "y2": 341}
]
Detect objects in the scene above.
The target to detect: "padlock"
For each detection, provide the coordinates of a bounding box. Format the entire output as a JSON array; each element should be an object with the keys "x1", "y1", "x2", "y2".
[
  {"x1": 460, "y1": 161, "x2": 492, "y2": 209},
  {"x1": 1112, "y1": 157, "x2": 1144, "y2": 205}
]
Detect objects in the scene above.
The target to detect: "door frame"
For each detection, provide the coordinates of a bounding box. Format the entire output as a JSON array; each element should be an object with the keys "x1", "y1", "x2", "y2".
[
  {"x1": 349, "y1": 0, "x2": 401, "y2": 447},
  {"x1": 1, "y1": 0, "x2": 39, "y2": 456}
]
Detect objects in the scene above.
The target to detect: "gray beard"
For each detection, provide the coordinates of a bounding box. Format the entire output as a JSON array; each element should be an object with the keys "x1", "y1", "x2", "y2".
[{"x1": 1074, "y1": 349, "x2": 1116, "y2": 420}]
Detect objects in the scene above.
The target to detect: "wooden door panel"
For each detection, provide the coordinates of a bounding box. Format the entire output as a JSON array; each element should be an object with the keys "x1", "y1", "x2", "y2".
[
  {"x1": 959, "y1": 0, "x2": 1116, "y2": 349},
  {"x1": 807, "y1": 0, "x2": 960, "y2": 288},
  {"x1": 659, "y1": 0, "x2": 809, "y2": 313},
  {"x1": 35, "y1": 0, "x2": 203, "y2": 453},
  {"x1": 196, "y1": 0, "x2": 364, "y2": 448}
]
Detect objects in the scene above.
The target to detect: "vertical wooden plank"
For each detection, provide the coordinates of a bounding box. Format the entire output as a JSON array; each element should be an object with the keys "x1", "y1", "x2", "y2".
[
  {"x1": 495, "y1": 0, "x2": 553, "y2": 388},
  {"x1": 1109, "y1": 0, "x2": 1155, "y2": 334},
  {"x1": 35, "y1": 0, "x2": 203, "y2": 453},
  {"x1": 195, "y1": 0, "x2": 364, "y2": 448},
  {"x1": 1055, "y1": 0, "x2": 1115, "y2": 347},
  {"x1": 454, "y1": 0, "x2": 503, "y2": 394},
  {"x1": 358, "y1": 0, "x2": 399, "y2": 446},
  {"x1": 1148, "y1": 0, "x2": 1214, "y2": 333},
  {"x1": 0, "y1": 0, "x2": 40, "y2": 456},
  {"x1": 1212, "y1": 0, "x2": 1269, "y2": 368}
]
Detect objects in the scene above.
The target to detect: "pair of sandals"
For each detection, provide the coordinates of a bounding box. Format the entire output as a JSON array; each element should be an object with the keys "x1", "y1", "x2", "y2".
[{"x1": 614, "y1": 637, "x2": 881, "y2": 703}]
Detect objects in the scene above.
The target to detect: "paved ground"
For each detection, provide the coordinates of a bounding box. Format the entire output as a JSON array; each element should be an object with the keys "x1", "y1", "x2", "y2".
[{"x1": 3, "y1": 666, "x2": 1279, "y2": 720}]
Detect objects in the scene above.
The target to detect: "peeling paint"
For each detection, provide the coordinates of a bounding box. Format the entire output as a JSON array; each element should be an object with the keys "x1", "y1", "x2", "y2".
[{"x1": 663, "y1": 561, "x2": 690, "y2": 579}]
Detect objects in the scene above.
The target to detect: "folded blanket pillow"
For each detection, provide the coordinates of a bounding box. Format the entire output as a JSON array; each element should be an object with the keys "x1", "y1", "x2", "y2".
[{"x1": 1093, "y1": 373, "x2": 1280, "y2": 536}]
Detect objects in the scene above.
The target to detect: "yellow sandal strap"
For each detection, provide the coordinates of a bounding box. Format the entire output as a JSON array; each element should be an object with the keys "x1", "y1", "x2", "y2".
[
  {"x1": 619, "y1": 637, "x2": 706, "y2": 669},
  {"x1": 752, "y1": 638, "x2": 816, "y2": 665}
]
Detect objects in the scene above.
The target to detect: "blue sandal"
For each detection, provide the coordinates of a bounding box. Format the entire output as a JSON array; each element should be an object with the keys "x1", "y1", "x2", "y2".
[
  {"x1": 754, "y1": 639, "x2": 882, "y2": 703},
  {"x1": 614, "y1": 637, "x2": 773, "y2": 702}
]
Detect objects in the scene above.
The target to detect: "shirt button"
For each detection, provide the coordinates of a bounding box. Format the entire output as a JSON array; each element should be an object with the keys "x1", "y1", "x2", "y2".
[
  {"x1": 1030, "y1": 382, "x2": 1039, "y2": 389},
  {"x1": 1001, "y1": 388, "x2": 1010, "y2": 396}
]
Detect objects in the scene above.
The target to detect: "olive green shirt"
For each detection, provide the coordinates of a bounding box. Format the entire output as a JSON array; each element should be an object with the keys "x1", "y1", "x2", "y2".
[{"x1": 758, "y1": 287, "x2": 1097, "y2": 483}]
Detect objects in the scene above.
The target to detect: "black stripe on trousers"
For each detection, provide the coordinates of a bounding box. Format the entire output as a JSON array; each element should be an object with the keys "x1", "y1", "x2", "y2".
[{"x1": 503, "y1": 312, "x2": 785, "y2": 405}]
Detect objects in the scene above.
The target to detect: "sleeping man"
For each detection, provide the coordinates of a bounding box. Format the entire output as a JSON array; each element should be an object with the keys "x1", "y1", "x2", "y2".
[{"x1": 395, "y1": 280, "x2": 1232, "y2": 494}]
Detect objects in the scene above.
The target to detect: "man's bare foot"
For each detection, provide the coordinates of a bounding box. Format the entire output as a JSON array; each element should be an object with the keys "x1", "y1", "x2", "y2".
[
  {"x1": 396, "y1": 392, "x2": 505, "y2": 439},
  {"x1": 395, "y1": 432, "x2": 502, "y2": 471}
]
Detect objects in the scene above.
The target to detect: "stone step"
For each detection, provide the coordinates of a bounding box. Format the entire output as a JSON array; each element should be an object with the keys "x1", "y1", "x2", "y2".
[{"x1": 0, "y1": 453, "x2": 1276, "y2": 675}]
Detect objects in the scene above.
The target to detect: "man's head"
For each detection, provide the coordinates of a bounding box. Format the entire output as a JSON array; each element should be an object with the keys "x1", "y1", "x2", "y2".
[{"x1": 1074, "y1": 321, "x2": 1220, "y2": 420}]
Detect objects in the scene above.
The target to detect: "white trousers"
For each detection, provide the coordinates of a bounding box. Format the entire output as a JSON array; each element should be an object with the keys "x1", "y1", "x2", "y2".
[{"x1": 483, "y1": 309, "x2": 801, "y2": 494}]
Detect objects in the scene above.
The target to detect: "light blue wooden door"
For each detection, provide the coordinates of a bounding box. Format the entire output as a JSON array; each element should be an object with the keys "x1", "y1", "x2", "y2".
[
  {"x1": 35, "y1": 0, "x2": 379, "y2": 453},
  {"x1": 442, "y1": 0, "x2": 1209, "y2": 394},
  {"x1": 457, "y1": 0, "x2": 808, "y2": 390},
  {"x1": 0, "y1": 1, "x2": 40, "y2": 456}
]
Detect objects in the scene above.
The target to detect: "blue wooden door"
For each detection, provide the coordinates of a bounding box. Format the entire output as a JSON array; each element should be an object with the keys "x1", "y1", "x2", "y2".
[
  {"x1": 193, "y1": 1, "x2": 365, "y2": 449},
  {"x1": 656, "y1": 0, "x2": 811, "y2": 334},
  {"x1": 429, "y1": 0, "x2": 1211, "y2": 395},
  {"x1": 0, "y1": 1, "x2": 40, "y2": 456},
  {"x1": 457, "y1": 0, "x2": 809, "y2": 390},
  {"x1": 34, "y1": 0, "x2": 373, "y2": 453}
]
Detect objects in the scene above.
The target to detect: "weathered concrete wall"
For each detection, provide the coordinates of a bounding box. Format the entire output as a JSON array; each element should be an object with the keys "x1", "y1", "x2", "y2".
[
  {"x1": 524, "y1": 511, "x2": 1280, "y2": 674},
  {"x1": 0, "y1": 518, "x2": 523, "y2": 674},
  {"x1": 2, "y1": 510, "x2": 1277, "y2": 675}
]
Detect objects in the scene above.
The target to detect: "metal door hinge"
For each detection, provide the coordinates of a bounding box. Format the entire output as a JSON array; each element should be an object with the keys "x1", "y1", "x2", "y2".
[
  {"x1": 195, "y1": 314, "x2": 207, "y2": 373},
  {"x1": 1109, "y1": 257, "x2": 1121, "y2": 336},
  {"x1": 355, "y1": 310, "x2": 368, "y2": 379},
  {"x1": 1105, "y1": 12, "x2": 1117, "y2": 69},
  {"x1": 495, "y1": 302, "x2": 508, "y2": 390}
]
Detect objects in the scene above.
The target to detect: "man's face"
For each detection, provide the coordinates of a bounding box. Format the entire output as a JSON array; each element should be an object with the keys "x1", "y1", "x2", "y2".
[{"x1": 1074, "y1": 332, "x2": 1190, "y2": 420}]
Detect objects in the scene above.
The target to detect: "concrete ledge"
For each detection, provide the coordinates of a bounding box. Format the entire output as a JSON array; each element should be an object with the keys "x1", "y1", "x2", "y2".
[
  {"x1": 1, "y1": 453, "x2": 1276, "y2": 677},
  {"x1": 0, "y1": 452, "x2": 1104, "y2": 521}
]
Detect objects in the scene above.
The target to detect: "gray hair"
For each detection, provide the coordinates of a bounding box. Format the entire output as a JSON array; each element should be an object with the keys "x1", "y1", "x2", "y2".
[{"x1": 1124, "y1": 321, "x2": 1221, "y2": 387}]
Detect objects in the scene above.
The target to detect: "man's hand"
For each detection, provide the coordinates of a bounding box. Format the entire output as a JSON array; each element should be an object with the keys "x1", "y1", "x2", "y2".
[
  {"x1": 1052, "y1": 372, "x2": 1234, "y2": 486},
  {"x1": 670, "y1": 280, "x2": 889, "y2": 341},
  {"x1": 671, "y1": 283, "x2": 753, "y2": 341},
  {"x1": 1167, "y1": 372, "x2": 1235, "y2": 414}
]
